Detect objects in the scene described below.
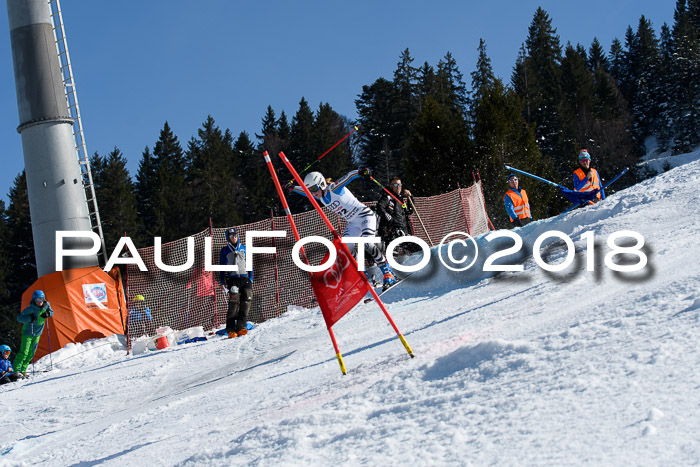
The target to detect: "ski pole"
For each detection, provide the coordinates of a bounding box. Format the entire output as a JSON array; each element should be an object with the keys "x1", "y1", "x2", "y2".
[
  {"x1": 504, "y1": 164, "x2": 566, "y2": 190},
  {"x1": 45, "y1": 316, "x2": 53, "y2": 371},
  {"x1": 407, "y1": 196, "x2": 434, "y2": 246},
  {"x1": 283, "y1": 125, "x2": 359, "y2": 188},
  {"x1": 368, "y1": 176, "x2": 407, "y2": 208}
]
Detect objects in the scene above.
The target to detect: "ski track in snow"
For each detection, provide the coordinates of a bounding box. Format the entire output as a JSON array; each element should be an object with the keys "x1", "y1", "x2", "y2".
[{"x1": 1, "y1": 154, "x2": 699, "y2": 466}]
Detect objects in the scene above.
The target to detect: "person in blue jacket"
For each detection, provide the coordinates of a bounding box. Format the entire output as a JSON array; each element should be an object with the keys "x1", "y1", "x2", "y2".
[
  {"x1": 1, "y1": 345, "x2": 21, "y2": 384},
  {"x1": 503, "y1": 173, "x2": 532, "y2": 227},
  {"x1": 14, "y1": 290, "x2": 54, "y2": 374},
  {"x1": 219, "y1": 228, "x2": 253, "y2": 339}
]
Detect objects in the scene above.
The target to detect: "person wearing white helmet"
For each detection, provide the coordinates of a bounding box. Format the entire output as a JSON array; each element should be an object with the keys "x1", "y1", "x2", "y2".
[{"x1": 293, "y1": 168, "x2": 397, "y2": 289}]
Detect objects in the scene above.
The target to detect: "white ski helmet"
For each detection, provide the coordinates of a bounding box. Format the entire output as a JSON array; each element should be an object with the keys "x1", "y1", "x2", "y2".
[{"x1": 304, "y1": 171, "x2": 327, "y2": 192}]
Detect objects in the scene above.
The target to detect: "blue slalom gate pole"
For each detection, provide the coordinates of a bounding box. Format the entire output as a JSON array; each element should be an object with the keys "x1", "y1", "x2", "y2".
[
  {"x1": 560, "y1": 167, "x2": 630, "y2": 215},
  {"x1": 504, "y1": 164, "x2": 566, "y2": 189}
]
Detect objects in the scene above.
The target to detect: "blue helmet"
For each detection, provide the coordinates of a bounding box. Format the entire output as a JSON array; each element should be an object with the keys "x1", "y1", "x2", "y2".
[
  {"x1": 225, "y1": 228, "x2": 239, "y2": 245},
  {"x1": 0, "y1": 344, "x2": 10, "y2": 355},
  {"x1": 32, "y1": 290, "x2": 45, "y2": 300}
]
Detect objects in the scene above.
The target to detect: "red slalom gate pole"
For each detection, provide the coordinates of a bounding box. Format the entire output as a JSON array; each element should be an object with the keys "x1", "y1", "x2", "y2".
[
  {"x1": 263, "y1": 151, "x2": 348, "y2": 374},
  {"x1": 283, "y1": 125, "x2": 359, "y2": 189},
  {"x1": 278, "y1": 151, "x2": 414, "y2": 360}
]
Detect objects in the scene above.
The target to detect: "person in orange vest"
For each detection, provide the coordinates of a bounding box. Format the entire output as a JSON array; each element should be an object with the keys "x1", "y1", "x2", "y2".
[
  {"x1": 503, "y1": 173, "x2": 532, "y2": 227},
  {"x1": 573, "y1": 149, "x2": 605, "y2": 204}
]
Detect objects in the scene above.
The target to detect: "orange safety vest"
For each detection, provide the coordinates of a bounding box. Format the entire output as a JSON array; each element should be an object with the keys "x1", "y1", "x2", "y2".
[
  {"x1": 504, "y1": 188, "x2": 531, "y2": 222},
  {"x1": 573, "y1": 168, "x2": 602, "y2": 201}
]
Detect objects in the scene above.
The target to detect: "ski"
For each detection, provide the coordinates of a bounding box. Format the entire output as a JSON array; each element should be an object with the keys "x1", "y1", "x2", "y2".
[{"x1": 363, "y1": 276, "x2": 408, "y2": 304}]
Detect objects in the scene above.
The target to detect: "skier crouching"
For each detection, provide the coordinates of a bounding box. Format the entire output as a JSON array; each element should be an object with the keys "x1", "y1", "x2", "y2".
[
  {"x1": 292, "y1": 168, "x2": 397, "y2": 289},
  {"x1": 0, "y1": 345, "x2": 21, "y2": 384}
]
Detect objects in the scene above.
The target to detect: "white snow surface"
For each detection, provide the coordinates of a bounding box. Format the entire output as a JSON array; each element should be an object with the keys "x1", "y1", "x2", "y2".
[{"x1": 2, "y1": 157, "x2": 700, "y2": 466}]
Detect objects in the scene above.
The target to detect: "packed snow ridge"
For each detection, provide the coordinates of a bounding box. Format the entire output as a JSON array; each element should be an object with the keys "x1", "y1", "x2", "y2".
[{"x1": 1, "y1": 152, "x2": 699, "y2": 465}]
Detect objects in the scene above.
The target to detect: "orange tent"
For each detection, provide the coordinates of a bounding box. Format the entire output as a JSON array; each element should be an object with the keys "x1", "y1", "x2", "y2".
[{"x1": 21, "y1": 266, "x2": 127, "y2": 361}]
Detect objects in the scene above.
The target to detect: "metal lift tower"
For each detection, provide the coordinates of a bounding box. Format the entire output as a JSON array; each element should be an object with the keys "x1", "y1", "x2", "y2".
[{"x1": 6, "y1": 0, "x2": 104, "y2": 276}]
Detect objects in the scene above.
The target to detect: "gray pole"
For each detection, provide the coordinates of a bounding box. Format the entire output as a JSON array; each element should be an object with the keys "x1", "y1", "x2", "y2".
[{"x1": 7, "y1": 0, "x2": 98, "y2": 276}]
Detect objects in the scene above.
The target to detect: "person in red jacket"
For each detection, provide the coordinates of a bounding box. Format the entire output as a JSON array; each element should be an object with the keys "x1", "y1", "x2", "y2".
[
  {"x1": 573, "y1": 149, "x2": 605, "y2": 204},
  {"x1": 503, "y1": 173, "x2": 532, "y2": 227}
]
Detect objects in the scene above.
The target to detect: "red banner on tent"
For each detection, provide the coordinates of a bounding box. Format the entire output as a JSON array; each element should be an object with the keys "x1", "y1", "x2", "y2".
[{"x1": 310, "y1": 237, "x2": 370, "y2": 328}]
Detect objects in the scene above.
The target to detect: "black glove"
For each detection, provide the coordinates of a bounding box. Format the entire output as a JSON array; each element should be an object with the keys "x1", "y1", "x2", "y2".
[
  {"x1": 359, "y1": 167, "x2": 371, "y2": 177},
  {"x1": 40, "y1": 311, "x2": 50, "y2": 318},
  {"x1": 30, "y1": 314, "x2": 37, "y2": 323}
]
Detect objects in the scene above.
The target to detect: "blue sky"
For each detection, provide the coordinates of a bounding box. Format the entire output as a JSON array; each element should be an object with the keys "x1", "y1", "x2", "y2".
[{"x1": 0, "y1": 1, "x2": 673, "y2": 204}]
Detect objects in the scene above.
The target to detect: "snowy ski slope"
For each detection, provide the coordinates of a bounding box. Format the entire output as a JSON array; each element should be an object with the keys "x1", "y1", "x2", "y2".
[{"x1": 1, "y1": 154, "x2": 699, "y2": 466}]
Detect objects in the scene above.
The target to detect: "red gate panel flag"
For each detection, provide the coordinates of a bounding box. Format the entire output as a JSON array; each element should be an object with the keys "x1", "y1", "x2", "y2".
[{"x1": 309, "y1": 237, "x2": 370, "y2": 328}]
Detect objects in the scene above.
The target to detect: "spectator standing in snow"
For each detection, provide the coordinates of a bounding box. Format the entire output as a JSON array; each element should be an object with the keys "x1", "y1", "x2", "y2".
[
  {"x1": 219, "y1": 228, "x2": 253, "y2": 339},
  {"x1": 573, "y1": 149, "x2": 605, "y2": 205},
  {"x1": 14, "y1": 290, "x2": 53, "y2": 375},
  {"x1": 376, "y1": 176, "x2": 415, "y2": 254},
  {"x1": 503, "y1": 173, "x2": 532, "y2": 227},
  {"x1": 1, "y1": 345, "x2": 21, "y2": 384}
]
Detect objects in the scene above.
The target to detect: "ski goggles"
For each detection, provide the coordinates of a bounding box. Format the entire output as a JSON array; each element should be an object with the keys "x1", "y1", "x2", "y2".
[
  {"x1": 390, "y1": 183, "x2": 402, "y2": 187},
  {"x1": 1, "y1": 350, "x2": 10, "y2": 358},
  {"x1": 308, "y1": 185, "x2": 321, "y2": 193}
]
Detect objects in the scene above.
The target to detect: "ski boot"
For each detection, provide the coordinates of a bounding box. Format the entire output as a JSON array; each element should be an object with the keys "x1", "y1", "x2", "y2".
[
  {"x1": 379, "y1": 262, "x2": 397, "y2": 291},
  {"x1": 363, "y1": 271, "x2": 380, "y2": 288}
]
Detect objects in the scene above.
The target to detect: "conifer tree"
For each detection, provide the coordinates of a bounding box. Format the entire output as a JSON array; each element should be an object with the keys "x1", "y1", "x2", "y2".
[
  {"x1": 436, "y1": 52, "x2": 469, "y2": 113},
  {"x1": 0, "y1": 199, "x2": 18, "y2": 351},
  {"x1": 313, "y1": 103, "x2": 355, "y2": 181},
  {"x1": 627, "y1": 16, "x2": 663, "y2": 144},
  {"x1": 134, "y1": 146, "x2": 158, "y2": 245},
  {"x1": 355, "y1": 77, "x2": 400, "y2": 182},
  {"x1": 235, "y1": 131, "x2": 271, "y2": 222},
  {"x1": 471, "y1": 39, "x2": 497, "y2": 106},
  {"x1": 277, "y1": 110, "x2": 291, "y2": 154},
  {"x1": 405, "y1": 95, "x2": 471, "y2": 195},
  {"x1": 90, "y1": 147, "x2": 140, "y2": 251},
  {"x1": 417, "y1": 62, "x2": 437, "y2": 113},
  {"x1": 559, "y1": 42, "x2": 596, "y2": 164},
  {"x1": 289, "y1": 97, "x2": 316, "y2": 170},
  {"x1": 4, "y1": 172, "x2": 36, "y2": 309},
  {"x1": 133, "y1": 122, "x2": 189, "y2": 243},
  {"x1": 474, "y1": 69, "x2": 556, "y2": 223},
  {"x1": 670, "y1": 0, "x2": 700, "y2": 153},
  {"x1": 512, "y1": 8, "x2": 565, "y2": 179},
  {"x1": 588, "y1": 38, "x2": 610, "y2": 71},
  {"x1": 608, "y1": 38, "x2": 626, "y2": 83},
  {"x1": 656, "y1": 23, "x2": 675, "y2": 151},
  {"x1": 186, "y1": 116, "x2": 242, "y2": 230}
]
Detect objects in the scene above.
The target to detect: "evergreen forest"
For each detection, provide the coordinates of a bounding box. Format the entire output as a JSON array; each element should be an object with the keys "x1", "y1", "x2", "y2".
[{"x1": 1, "y1": 4, "x2": 698, "y2": 350}]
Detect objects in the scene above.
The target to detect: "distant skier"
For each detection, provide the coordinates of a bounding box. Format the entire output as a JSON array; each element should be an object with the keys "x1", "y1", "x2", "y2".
[
  {"x1": 503, "y1": 173, "x2": 532, "y2": 227},
  {"x1": 14, "y1": 290, "x2": 53, "y2": 375},
  {"x1": 0, "y1": 345, "x2": 20, "y2": 384},
  {"x1": 292, "y1": 168, "x2": 397, "y2": 289},
  {"x1": 219, "y1": 228, "x2": 253, "y2": 339},
  {"x1": 573, "y1": 149, "x2": 605, "y2": 205},
  {"x1": 376, "y1": 176, "x2": 416, "y2": 254}
]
